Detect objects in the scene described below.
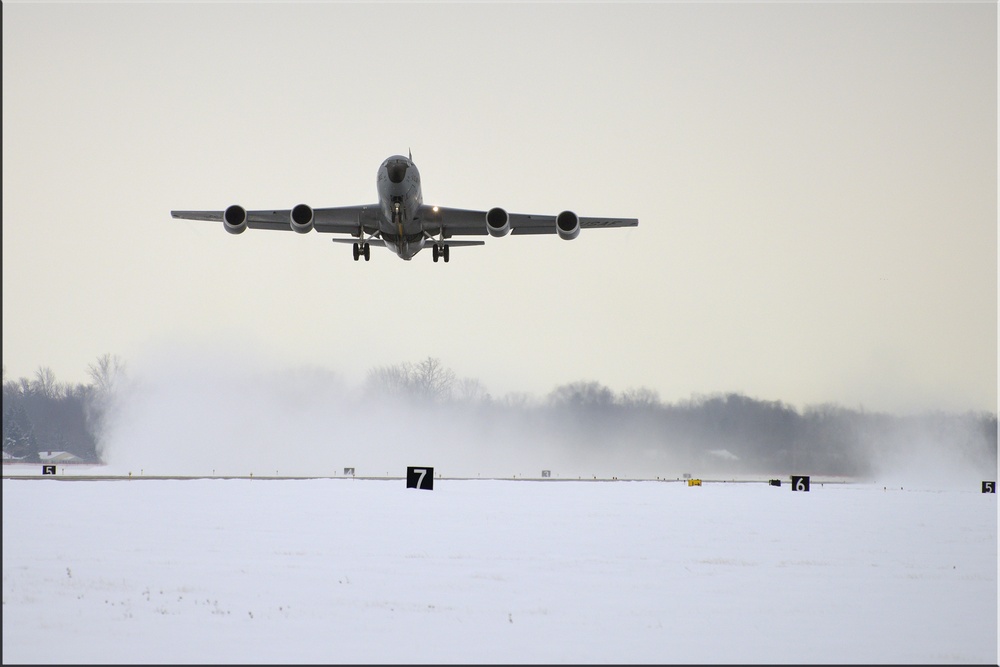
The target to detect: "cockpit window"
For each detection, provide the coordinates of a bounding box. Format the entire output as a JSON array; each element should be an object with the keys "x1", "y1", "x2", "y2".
[{"x1": 386, "y1": 160, "x2": 408, "y2": 184}]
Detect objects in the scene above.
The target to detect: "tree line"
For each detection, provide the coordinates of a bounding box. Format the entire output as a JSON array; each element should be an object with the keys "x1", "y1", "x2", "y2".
[
  {"x1": 3, "y1": 354, "x2": 997, "y2": 477},
  {"x1": 2, "y1": 354, "x2": 124, "y2": 463},
  {"x1": 362, "y1": 359, "x2": 997, "y2": 477}
]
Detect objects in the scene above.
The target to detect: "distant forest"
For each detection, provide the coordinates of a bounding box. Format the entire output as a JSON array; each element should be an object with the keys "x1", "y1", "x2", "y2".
[
  {"x1": 2, "y1": 355, "x2": 997, "y2": 477},
  {"x1": 2, "y1": 354, "x2": 125, "y2": 464}
]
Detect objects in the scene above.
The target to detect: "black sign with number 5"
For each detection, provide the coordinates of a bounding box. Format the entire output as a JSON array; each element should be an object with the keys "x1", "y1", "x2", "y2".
[{"x1": 983, "y1": 481, "x2": 996, "y2": 494}]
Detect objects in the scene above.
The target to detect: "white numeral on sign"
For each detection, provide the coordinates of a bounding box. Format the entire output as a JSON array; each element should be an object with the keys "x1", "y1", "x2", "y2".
[{"x1": 406, "y1": 466, "x2": 434, "y2": 490}]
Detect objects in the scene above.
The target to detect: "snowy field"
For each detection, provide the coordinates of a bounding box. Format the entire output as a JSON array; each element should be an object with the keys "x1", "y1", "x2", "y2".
[{"x1": 2, "y1": 470, "x2": 997, "y2": 664}]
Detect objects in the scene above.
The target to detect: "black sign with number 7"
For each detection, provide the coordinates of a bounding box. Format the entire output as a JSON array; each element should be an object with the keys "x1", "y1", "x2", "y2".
[{"x1": 407, "y1": 466, "x2": 434, "y2": 490}]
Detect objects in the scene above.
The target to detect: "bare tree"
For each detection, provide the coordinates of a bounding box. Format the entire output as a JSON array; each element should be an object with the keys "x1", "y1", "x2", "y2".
[
  {"x1": 619, "y1": 387, "x2": 661, "y2": 409},
  {"x1": 365, "y1": 363, "x2": 414, "y2": 399},
  {"x1": 81, "y1": 354, "x2": 127, "y2": 458},
  {"x1": 498, "y1": 391, "x2": 536, "y2": 409},
  {"x1": 364, "y1": 357, "x2": 457, "y2": 404},
  {"x1": 411, "y1": 357, "x2": 455, "y2": 403},
  {"x1": 547, "y1": 381, "x2": 615, "y2": 409},
  {"x1": 454, "y1": 377, "x2": 489, "y2": 404},
  {"x1": 87, "y1": 353, "x2": 126, "y2": 398},
  {"x1": 32, "y1": 367, "x2": 58, "y2": 398}
]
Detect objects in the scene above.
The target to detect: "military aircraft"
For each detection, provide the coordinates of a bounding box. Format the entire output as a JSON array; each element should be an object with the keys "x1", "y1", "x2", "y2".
[{"x1": 171, "y1": 153, "x2": 638, "y2": 263}]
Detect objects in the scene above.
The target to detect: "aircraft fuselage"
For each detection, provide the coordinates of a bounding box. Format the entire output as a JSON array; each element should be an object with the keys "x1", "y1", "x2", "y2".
[{"x1": 376, "y1": 155, "x2": 425, "y2": 260}]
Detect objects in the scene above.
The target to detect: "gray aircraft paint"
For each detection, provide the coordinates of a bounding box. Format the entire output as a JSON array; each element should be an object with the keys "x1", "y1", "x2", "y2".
[{"x1": 172, "y1": 154, "x2": 638, "y2": 263}]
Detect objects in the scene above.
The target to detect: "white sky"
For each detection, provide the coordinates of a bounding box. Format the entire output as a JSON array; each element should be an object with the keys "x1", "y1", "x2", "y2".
[
  {"x1": 2, "y1": 474, "x2": 997, "y2": 663},
  {"x1": 2, "y1": 1, "x2": 997, "y2": 415}
]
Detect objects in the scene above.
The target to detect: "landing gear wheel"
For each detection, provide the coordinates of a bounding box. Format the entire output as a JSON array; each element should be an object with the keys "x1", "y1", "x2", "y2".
[
  {"x1": 443, "y1": 245, "x2": 450, "y2": 263},
  {"x1": 352, "y1": 243, "x2": 360, "y2": 261},
  {"x1": 433, "y1": 245, "x2": 440, "y2": 263},
  {"x1": 363, "y1": 243, "x2": 371, "y2": 261}
]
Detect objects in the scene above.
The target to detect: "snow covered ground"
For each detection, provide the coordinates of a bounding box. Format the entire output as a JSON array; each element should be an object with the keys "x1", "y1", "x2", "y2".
[{"x1": 2, "y1": 470, "x2": 996, "y2": 664}]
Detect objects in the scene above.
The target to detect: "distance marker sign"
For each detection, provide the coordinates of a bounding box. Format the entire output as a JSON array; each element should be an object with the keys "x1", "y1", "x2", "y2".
[
  {"x1": 407, "y1": 466, "x2": 434, "y2": 490},
  {"x1": 791, "y1": 475, "x2": 810, "y2": 492}
]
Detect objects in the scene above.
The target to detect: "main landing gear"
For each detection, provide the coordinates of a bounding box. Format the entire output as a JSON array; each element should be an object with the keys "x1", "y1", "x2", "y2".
[
  {"x1": 432, "y1": 244, "x2": 450, "y2": 263},
  {"x1": 352, "y1": 242, "x2": 371, "y2": 262}
]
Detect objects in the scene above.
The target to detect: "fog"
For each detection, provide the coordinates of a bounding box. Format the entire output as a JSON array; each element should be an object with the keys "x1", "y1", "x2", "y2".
[{"x1": 99, "y1": 343, "x2": 997, "y2": 487}]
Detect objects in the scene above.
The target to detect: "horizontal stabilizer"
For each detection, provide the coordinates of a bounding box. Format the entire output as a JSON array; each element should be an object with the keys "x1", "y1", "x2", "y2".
[
  {"x1": 329, "y1": 238, "x2": 387, "y2": 247},
  {"x1": 436, "y1": 239, "x2": 485, "y2": 247},
  {"x1": 171, "y1": 210, "x2": 222, "y2": 221}
]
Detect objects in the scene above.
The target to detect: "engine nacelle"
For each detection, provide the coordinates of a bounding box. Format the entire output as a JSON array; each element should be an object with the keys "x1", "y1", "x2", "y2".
[
  {"x1": 556, "y1": 210, "x2": 580, "y2": 241},
  {"x1": 486, "y1": 207, "x2": 510, "y2": 237},
  {"x1": 223, "y1": 204, "x2": 248, "y2": 234},
  {"x1": 290, "y1": 203, "x2": 314, "y2": 234}
]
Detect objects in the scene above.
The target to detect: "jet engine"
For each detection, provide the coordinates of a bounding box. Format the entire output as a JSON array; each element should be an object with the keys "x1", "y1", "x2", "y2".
[
  {"x1": 556, "y1": 210, "x2": 580, "y2": 240},
  {"x1": 290, "y1": 203, "x2": 314, "y2": 234},
  {"x1": 223, "y1": 204, "x2": 248, "y2": 234},
  {"x1": 486, "y1": 207, "x2": 510, "y2": 237}
]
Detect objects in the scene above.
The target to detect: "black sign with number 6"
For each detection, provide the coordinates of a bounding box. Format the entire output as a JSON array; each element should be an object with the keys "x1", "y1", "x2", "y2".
[{"x1": 791, "y1": 475, "x2": 810, "y2": 492}]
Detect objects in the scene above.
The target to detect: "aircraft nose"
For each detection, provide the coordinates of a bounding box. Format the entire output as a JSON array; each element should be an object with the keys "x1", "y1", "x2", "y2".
[{"x1": 386, "y1": 160, "x2": 408, "y2": 184}]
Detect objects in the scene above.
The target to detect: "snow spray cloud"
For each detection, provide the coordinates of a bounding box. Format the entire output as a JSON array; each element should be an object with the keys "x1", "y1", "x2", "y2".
[
  {"x1": 863, "y1": 411, "x2": 999, "y2": 490},
  {"x1": 98, "y1": 342, "x2": 998, "y2": 484},
  {"x1": 100, "y1": 343, "x2": 610, "y2": 479}
]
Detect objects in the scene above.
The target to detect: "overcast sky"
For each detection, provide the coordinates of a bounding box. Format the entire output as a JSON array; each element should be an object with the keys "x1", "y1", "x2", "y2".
[{"x1": 3, "y1": 1, "x2": 996, "y2": 415}]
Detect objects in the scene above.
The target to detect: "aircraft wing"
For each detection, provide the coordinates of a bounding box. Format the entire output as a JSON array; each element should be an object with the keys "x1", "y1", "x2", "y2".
[
  {"x1": 417, "y1": 205, "x2": 638, "y2": 238},
  {"x1": 171, "y1": 205, "x2": 381, "y2": 236}
]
